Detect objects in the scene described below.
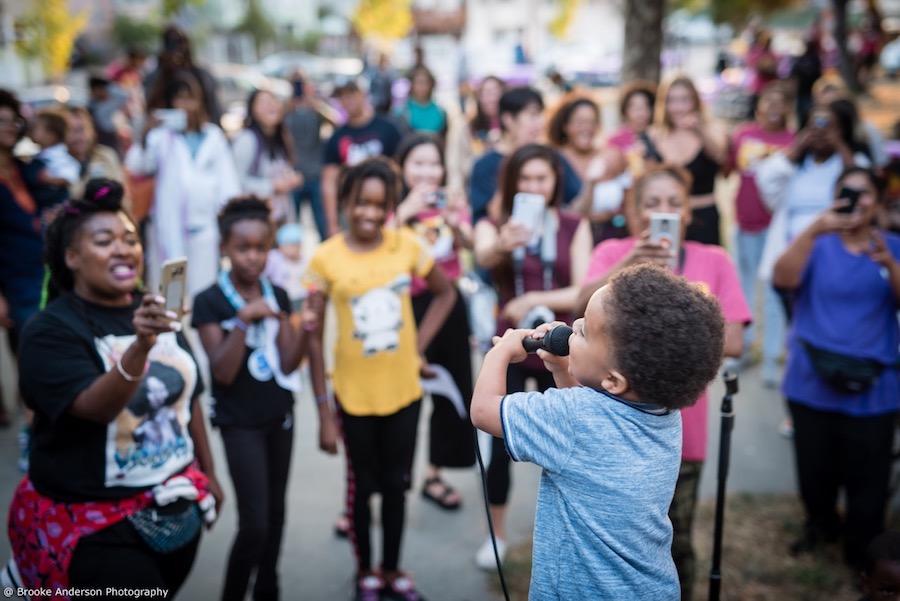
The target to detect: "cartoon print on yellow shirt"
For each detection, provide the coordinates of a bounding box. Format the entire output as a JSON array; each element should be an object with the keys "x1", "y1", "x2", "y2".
[{"x1": 351, "y1": 274, "x2": 411, "y2": 356}]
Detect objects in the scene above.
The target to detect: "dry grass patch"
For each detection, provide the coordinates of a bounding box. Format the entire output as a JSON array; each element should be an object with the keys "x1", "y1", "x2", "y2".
[{"x1": 492, "y1": 493, "x2": 869, "y2": 601}]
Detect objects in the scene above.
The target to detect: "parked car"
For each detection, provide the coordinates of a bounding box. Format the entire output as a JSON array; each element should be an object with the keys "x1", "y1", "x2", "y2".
[{"x1": 254, "y1": 51, "x2": 363, "y2": 84}]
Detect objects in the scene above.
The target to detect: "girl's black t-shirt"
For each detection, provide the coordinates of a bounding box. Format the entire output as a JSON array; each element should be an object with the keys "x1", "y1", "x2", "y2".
[
  {"x1": 19, "y1": 294, "x2": 203, "y2": 503},
  {"x1": 191, "y1": 284, "x2": 294, "y2": 428}
]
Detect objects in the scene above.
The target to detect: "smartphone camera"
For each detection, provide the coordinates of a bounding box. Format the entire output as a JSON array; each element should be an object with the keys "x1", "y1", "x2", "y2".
[
  {"x1": 429, "y1": 190, "x2": 447, "y2": 209},
  {"x1": 835, "y1": 186, "x2": 862, "y2": 214},
  {"x1": 293, "y1": 80, "x2": 305, "y2": 99}
]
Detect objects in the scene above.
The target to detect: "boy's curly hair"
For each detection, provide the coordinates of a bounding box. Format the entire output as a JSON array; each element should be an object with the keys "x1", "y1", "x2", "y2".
[{"x1": 604, "y1": 264, "x2": 725, "y2": 409}]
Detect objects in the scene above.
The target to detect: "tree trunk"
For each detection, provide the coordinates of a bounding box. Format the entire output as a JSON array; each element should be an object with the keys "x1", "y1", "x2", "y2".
[
  {"x1": 622, "y1": 0, "x2": 665, "y2": 84},
  {"x1": 832, "y1": 0, "x2": 863, "y2": 93}
]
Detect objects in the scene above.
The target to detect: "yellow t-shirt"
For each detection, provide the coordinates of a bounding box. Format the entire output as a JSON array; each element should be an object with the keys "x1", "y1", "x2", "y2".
[{"x1": 303, "y1": 228, "x2": 435, "y2": 416}]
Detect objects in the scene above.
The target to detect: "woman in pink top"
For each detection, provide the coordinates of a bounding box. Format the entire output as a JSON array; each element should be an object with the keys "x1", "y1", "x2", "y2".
[
  {"x1": 726, "y1": 82, "x2": 795, "y2": 386},
  {"x1": 394, "y1": 133, "x2": 476, "y2": 511},
  {"x1": 576, "y1": 165, "x2": 751, "y2": 600}
]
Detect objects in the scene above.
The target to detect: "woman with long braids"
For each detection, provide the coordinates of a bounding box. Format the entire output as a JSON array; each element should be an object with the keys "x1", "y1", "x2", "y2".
[{"x1": 5, "y1": 178, "x2": 223, "y2": 595}]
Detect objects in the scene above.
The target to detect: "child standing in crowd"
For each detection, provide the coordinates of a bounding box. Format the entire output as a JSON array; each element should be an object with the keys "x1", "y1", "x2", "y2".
[
  {"x1": 264, "y1": 223, "x2": 308, "y2": 314},
  {"x1": 31, "y1": 108, "x2": 81, "y2": 198},
  {"x1": 471, "y1": 264, "x2": 726, "y2": 599},
  {"x1": 192, "y1": 196, "x2": 330, "y2": 601},
  {"x1": 304, "y1": 158, "x2": 455, "y2": 601}
]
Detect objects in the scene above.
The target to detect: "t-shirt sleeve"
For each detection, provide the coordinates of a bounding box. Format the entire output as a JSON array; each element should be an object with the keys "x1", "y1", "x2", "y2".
[
  {"x1": 469, "y1": 156, "x2": 497, "y2": 223},
  {"x1": 583, "y1": 240, "x2": 627, "y2": 284},
  {"x1": 500, "y1": 388, "x2": 575, "y2": 473},
  {"x1": 190, "y1": 288, "x2": 223, "y2": 328},
  {"x1": 711, "y1": 248, "x2": 753, "y2": 324},
  {"x1": 323, "y1": 132, "x2": 340, "y2": 166},
  {"x1": 175, "y1": 331, "x2": 205, "y2": 401},
  {"x1": 560, "y1": 154, "x2": 582, "y2": 205},
  {"x1": 301, "y1": 248, "x2": 331, "y2": 294},
  {"x1": 19, "y1": 315, "x2": 103, "y2": 423},
  {"x1": 274, "y1": 286, "x2": 291, "y2": 313}
]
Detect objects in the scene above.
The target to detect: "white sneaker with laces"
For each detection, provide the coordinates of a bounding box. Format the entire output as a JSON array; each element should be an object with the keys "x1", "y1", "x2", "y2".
[{"x1": 475, "y1": 537, "x2": 507, "y2": 570}]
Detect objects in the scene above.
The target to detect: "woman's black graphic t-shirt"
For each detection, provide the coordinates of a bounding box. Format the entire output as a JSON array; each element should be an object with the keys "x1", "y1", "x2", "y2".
[{"x1": 19, "y1": 294, "x2": 203, "y2": 503}]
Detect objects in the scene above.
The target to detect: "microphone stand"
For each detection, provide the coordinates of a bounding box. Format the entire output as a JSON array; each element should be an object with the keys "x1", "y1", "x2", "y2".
[{"x1": 708, "y1": 371, "x2": 738, "y2": 601}]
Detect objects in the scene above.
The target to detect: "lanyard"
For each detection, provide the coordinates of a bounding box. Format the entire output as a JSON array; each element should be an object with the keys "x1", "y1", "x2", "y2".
[
  {"x1": 513, "y1": 209, "x2": 558, "y2": 297},
  {"x1": 217, "y1": 270, "x2": 278, "y2": 314}
]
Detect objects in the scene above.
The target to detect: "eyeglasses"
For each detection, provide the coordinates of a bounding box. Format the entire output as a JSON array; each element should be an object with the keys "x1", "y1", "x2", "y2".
[{"x1": 0, "y1": 116, "x2": 25, "y2": 131}]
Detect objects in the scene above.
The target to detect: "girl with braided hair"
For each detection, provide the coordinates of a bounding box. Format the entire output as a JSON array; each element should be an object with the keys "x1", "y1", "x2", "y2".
[{"x1": 6, "y1": 178, "x2": 223, "y2": 595}]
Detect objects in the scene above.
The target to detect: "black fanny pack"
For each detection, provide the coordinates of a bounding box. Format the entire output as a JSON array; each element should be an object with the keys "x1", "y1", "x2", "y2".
[{"x1": 802, "y1": 341, "x2": 885, "y2": 395}]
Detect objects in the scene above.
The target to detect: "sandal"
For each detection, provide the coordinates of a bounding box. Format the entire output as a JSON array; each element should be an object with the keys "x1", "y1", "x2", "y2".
[{"x1": 421, "y1": 477, "x2": 461, "y2": 510}]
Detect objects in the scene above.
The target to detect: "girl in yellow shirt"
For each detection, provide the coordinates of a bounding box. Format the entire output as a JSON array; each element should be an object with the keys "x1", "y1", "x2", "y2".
[{"x1": 304, "y1": 157, "x2": 455, "y2": 601}]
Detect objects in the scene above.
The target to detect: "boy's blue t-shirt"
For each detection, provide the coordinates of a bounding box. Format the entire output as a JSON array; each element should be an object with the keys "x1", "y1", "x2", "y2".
[{"x1": 501, "y1": 386, "x2": 682, "y2": 600}]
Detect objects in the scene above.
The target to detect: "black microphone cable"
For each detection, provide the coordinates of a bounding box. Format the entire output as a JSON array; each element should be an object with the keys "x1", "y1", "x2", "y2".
[{"x1": 472, "y1": 425, "x2": 512, "y2": 601}]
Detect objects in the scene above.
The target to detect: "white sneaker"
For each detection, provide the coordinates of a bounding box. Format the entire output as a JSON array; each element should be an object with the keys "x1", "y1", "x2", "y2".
[{"x1": 475, "y1": 536, "x2": 507, "y2": 570}]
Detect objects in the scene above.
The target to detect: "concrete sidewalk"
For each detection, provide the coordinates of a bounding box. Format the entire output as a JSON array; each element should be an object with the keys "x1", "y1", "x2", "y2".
[{"x1": 0, "y1": 337, "x2": 795, "y2": 601}]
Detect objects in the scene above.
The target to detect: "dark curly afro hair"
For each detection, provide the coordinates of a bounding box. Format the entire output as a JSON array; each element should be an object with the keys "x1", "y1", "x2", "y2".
[{"x1": 604, "y1": 263, "x2": 725, "y2": 409}]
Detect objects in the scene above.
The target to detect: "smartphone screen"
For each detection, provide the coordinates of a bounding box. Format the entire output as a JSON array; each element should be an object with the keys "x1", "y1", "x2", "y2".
[
  {"x1": 160, "y1": 258, "x2": 187, "y2": 318},
  {"x1": 649, "y1": 213, "x2": 680, "y2": 269},
  {"x1": 835, "y1": 187, "x2": 862, "y2": 214},
  {"x1": 512, "y1": 193, "x2": 546, "y2": 249}
]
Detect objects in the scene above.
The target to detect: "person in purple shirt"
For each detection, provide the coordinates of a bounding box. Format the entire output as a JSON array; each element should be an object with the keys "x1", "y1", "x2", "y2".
[{"x1": 773, "y1": 167, "x2": 900, "y2": 570}]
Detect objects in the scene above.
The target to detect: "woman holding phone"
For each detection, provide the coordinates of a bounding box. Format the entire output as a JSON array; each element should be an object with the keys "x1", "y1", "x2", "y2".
[
  {"x1": 472, "y1": 143, "x2": 591, "y2": 568},
  {"x1": 772, "y1": 167, "x2": 900, "y2": 569},
  {"x1": 232, "y1": 89, "x2": 303, "y2": 224},
  {"x1": 7, "y1": 178, "x2": 223, "y2": 595},
  {"x1": 125, "y1": 72, "x2": 240, "y2": 298},
  {"x1": 393, "y1": 133, "x2": 475, "y2": 510},
  {"x1": 576, "y1": 165, "x2": 749, "y2": 598}
]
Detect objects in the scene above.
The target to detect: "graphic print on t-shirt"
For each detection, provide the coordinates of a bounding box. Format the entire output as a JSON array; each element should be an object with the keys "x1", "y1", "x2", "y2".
[
  {"x1": 97, "y1": 331, "x2": 196, "y2": 488},
  {"x1": 351, "y1": 274, "x2": 410, "y2": 356},
  {"x1": 412, "y1": 214, "x2": 454, "y2": 261},
  {"x1": 340, "y1": 136, "x2": 385, "y2": 166}
]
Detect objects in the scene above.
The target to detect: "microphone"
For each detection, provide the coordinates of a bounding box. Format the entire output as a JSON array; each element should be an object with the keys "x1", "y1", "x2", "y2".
[{"x1": 522, "y1": 325, "x2": 572, "y2": 356}]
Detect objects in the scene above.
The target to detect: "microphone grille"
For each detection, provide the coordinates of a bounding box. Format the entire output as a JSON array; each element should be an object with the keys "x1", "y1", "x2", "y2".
[{"x1": 546, "y1": 325, "x2": 572, "y2": 356}]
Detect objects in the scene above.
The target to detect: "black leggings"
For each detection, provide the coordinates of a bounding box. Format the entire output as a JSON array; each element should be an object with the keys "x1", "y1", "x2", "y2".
[
  {"x1": 220, "y1": 419, "x2": 294, "y2": 601},
  {"x1": 68, "y1": 515, "x2": 200, "y2": 597},
  {"x1": 486, "y1": 364, "x2": 555, "y2": 505},
  {"x1": 789, "y1": 401, "x2": 896, "y2": 567},
  {"x1": 412, "y1": 287, "x2": 476, "y2": 468},
  {"x1": 339, "y1": 400, "x2": 421, "y2": 573}
]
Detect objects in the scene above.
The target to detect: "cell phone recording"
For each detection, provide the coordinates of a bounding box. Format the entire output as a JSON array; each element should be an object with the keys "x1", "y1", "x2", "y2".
[
  {"x1": 835, "y1": 186, "x2": 862, "y2": 214},
  {"x1": 160, "y1": 258, "x2": 188, "y2": 319}
]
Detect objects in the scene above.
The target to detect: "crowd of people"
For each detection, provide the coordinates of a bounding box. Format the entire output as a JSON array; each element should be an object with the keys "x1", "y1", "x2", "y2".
[{"x1": 1, "y1": 18, "x2": 899, "y2": 601}]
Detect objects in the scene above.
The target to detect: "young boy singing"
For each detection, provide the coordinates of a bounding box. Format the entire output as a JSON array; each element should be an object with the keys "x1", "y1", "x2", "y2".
[{"x1": 471, "y1": 263, "x2": 726, "y2": 599}]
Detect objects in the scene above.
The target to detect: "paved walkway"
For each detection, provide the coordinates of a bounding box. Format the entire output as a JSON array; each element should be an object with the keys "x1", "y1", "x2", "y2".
[{"x1": 0, "y1": 324, "x2": 795, "y2": 601}]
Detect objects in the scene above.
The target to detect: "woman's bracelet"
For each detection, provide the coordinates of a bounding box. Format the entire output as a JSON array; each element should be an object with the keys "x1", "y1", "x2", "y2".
[
  {"x1": 116, "y1": 355, "x2": 149, "y2": 382},
  {"x1": 314, "y1": 393, "x2": 329, "y2": 406},
  {"x1": 233, "y1": 317, "x2": 248, "y2": 332}
]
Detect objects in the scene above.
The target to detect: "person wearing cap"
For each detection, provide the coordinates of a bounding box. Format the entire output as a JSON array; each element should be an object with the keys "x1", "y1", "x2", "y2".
[
  {"x1": 88, "y1": 73, "x2": 129, "y2": 156},
  {"x1": 321, "y1": 77, "x2": 403, "y2": 237},
  {"x1": 264, "y1": 223, "x2": 308, "y2": 316}
]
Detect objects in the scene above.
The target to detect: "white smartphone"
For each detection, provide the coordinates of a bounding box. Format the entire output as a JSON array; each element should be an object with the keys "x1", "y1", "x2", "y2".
[
  {"x1": 649, "y1": 213, "x2": 680, "y2": 269},
  {"x1": 153, "y1": 108, "x2": 188, "y2": 132},
  {"x1": 511, "y1": 192, "x2": 546, "y2": 250},
  {"x1": 159, "y1": 257, "x2": 188, "y2": 319}
]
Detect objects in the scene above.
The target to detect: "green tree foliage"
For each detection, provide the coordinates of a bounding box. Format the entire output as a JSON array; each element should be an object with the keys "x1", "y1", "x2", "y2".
[
  {"x1": 16, "y1": 0, "x2": 87, "y2": 81},
  {"x1": 112, "y1": 15, "x2": 162, "y2": 54},
  {"x1": 161, "y1": 0, "x2": 206, "y2": 18},
  {"x1": 707, "y1": 0, "x2": 797, "y2": 26},
  {"x1": 235, "y1": 0, "x2": 277, "y2": 55}
]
